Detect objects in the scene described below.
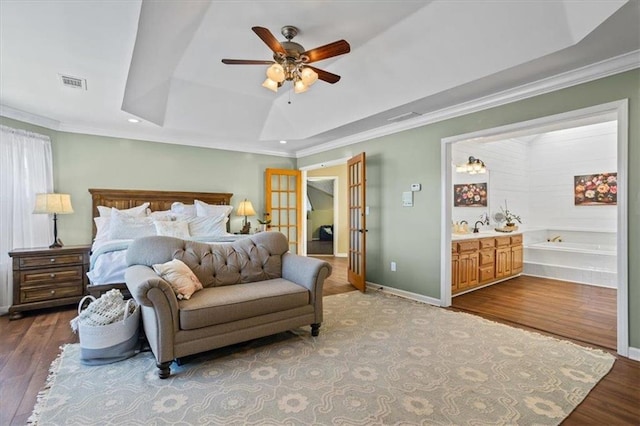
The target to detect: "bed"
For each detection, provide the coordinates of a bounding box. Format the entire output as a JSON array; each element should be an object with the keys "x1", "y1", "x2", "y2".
[{"x1": 86, "y1": 188, "x2": 242, "y2": 297}]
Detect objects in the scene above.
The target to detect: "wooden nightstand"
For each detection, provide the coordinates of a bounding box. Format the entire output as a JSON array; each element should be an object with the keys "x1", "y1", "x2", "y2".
[{"x1": 8, "y1": 245, "x2": 90, "y2": 320}]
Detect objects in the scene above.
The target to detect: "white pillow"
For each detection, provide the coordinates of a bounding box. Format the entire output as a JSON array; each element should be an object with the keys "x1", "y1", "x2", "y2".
[
  {"x1": 149, "y1": 210, "x2": 175, "y2": 221},
  {"x1": 187, "y1": 214, "x2": 227, "y2": 237},
  {"x1": 194, "y1": 199, "x2": 233, "y2": 217},
  {"x1": 154, "y1": 220, "x2": 190, "y2": 239},
  {"x1": 152, "y1": 259, "x2": 203, "y2": 300},
  {"x1": 97, "y1": 203, "x2": 150, "y2": 218},
  {"x1": 171, "y1": 202, "x2": 196, "y2": 217},
  {"x1": 109, "y1": 210, "x2": 156, "y2": 240},
  {"x1": 94, "y1": 216, "x2": 111, "y2": 241}
]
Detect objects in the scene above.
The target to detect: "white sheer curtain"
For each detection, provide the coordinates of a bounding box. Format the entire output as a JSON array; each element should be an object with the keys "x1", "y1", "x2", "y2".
[{"x1": 0, "y1": 125, "x2": 53, "y2": 314}]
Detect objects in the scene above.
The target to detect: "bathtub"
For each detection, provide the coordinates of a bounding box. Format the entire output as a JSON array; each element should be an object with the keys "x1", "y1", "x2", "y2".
[{"x1": 523, "y1": 230, "x2": 617, "y2": 288}]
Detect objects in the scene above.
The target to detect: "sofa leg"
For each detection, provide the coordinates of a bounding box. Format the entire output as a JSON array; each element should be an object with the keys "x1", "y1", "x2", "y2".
[
  {"x1": 157, "y1": 361, "x2": 171, "y2": 379},
  {"x1": 311, "y1": 323, "x2": 320, "y2": 337}
]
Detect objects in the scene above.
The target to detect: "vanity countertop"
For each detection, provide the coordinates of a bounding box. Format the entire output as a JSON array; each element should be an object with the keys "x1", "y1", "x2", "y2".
[{"x1": 451, "y1": 229, "x2": 524, "y2": 241}]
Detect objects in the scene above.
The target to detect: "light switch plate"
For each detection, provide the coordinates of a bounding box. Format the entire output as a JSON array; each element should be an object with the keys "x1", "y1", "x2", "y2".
[{"x1": 402, "y1": 191, "x2": 413, "y2": 207}]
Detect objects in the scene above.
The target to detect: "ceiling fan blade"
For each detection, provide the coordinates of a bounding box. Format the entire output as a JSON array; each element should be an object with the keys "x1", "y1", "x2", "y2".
[
  {"x1": 221, "y1": 59, "x2": 275, "y2": 65},
  {"x1": 303, "y1": 40, "x2": 350, "y2": 63},
  {"x1": 252, "y1": 26, "x2": 286, "y2": 55},
  {"x1": 307, "y1": 66, "x2": 341, "y2": 84}
]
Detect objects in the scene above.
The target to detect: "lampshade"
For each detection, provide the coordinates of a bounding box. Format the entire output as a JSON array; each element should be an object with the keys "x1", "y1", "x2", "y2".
[
  {"x1": 262, "y1": 78, "x2": 279, "y2": 92},
  {"x1": 300, "y1": 67, "x2": 318, "y2": 86},
  {"x1": 237, "y1": 199, "x2": 256, "y2": 217},
  {"x1": 266, "y1": 63, "x2": 286, "y2": 83},
  {"x1": 33, "y1": 193, "x2": 74, "y2": 214},
  {"x1": 294, "y1": 79, "x2": 309, "y2": 94}
]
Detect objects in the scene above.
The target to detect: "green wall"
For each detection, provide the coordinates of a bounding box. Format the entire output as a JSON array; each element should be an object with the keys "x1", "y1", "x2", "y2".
[
  {"x1": 297, "y1": 69, "x2": 640, "y2": 348},
  {"x1": 2, "y1": 69, "x2": 638, "y2": 348},
  {"x1": 0, "y1": 116, "x2": 295, "y2": 244}
]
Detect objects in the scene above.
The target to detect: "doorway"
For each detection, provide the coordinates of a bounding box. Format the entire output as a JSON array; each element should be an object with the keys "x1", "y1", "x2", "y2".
[
  {"x1": 441, "y1": 100, "x2": 629, "y2": 356},
  {"x1": 306, "y1": 178, "x2": 336, "y2": 256}
]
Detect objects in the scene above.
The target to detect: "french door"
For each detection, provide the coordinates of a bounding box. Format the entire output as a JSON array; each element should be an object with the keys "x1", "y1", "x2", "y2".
[
  {"x1": 348, "y1": 153, "x2": 366, "y2": 292},
  {"x1": 265, "y1": 168, "x2": 302, "y2": 254}
]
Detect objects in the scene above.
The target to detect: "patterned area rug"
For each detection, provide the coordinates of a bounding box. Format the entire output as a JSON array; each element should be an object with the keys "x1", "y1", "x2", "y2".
[{"x1": 31, "y1": 291, "x2": 615, "y2": 425}]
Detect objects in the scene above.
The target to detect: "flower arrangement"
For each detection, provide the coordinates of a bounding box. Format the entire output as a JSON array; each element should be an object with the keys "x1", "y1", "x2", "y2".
[{"x1": 500, "y1": 201, "x2": 521, "y2": 226}]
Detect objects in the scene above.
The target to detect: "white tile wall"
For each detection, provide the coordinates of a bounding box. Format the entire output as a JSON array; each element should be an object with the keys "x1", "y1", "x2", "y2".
[{"x1": 451, "y1": 120, "x2": 617, "y2": 232}]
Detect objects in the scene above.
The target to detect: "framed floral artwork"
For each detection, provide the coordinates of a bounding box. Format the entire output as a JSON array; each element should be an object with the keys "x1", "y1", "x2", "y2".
[
  {"x1": 453, "y1": 183, "x2": 487, "y2": 207},
  {"x1": 574, "y1": 172, "x2": 617, "y2": 205}
]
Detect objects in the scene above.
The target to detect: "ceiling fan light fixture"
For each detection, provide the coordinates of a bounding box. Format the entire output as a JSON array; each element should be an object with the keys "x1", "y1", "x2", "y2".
[
  {"x1": 300, "y1": 67, "x2": 318, "y2": 86},
  {"x1": 294, "y1": 79, "x2": 308, "y2": 94},
  {"x1": 262, "y1": 78, "x2": 279, "y2": 92},
  {"x1": 266, "y1": 63, "x2": 285, "y2": 83}
]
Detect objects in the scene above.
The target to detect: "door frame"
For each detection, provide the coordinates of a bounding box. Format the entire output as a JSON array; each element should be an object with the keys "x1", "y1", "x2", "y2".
[
  {"x1": 440, "y1": 99, "x2": 629, "y2": 357},
  {"x1": 305, "y1": 176, "x2": 339, "y2": 256},
  {"x1": 300, "y1": 157, "x2": 352, "y2": 257}
]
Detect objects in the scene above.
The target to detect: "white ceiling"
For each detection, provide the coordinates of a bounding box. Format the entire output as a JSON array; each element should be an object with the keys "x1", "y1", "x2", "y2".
[{"x1": 1, "y1": 0, "x2": 638, "y2": 158}]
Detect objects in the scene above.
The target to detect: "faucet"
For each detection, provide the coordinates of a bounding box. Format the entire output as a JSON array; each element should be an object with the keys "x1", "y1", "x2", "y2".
[
  {"x1": 473, "y1": 221, "x2": 485, "y2": 233},
  {"x1": 548, "y1": 235, "x2": 562, "y2": 242}
]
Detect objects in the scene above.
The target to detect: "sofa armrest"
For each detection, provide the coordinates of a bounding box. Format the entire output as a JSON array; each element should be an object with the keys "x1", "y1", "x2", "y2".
[
  {"x1": 125, "y1": 266, "x2": 176, "y2": 307},
  {"x1": 125, "y1": 265, "x2": 181, "y2": 363},
  {"x1": 282, "y1": 253, "x2": 332, "y2": 306}
]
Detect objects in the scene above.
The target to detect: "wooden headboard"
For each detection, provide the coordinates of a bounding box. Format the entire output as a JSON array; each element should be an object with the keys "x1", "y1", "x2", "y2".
[{"x1": 89, "y1": 188, "x2": 233, "y2": 238}]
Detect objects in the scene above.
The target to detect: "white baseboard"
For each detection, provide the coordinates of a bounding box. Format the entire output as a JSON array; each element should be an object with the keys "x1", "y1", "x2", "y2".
[
  {"x1": 335, "y1": 252, "x2": 347, "y2": 258},
  {"x1": 366, "y1": 282, "x2": 441, "y2": 307},
  {"x1": 628, "y1": 346, "x2": 640, "y2": 361}
]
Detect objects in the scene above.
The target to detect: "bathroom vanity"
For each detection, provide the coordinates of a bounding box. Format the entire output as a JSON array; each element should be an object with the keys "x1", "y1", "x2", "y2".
[{"x1": 451, "y1": 232, "x2": 523, "y2": 295}]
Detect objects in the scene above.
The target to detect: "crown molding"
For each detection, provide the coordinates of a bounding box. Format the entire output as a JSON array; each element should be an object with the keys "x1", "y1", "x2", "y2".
[
  {"x1": 0, "y1": 105, "x2": 61, "y2": 130},
  {"x1": 0, "y1": 105, "x2": 294, "y2": 158},
  {"x1": 295, "y1": 49, "x2": 640, "y2": 158}
]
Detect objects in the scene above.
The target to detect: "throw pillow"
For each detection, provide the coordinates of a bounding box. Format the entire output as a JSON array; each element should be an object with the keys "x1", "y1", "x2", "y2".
[
  {"x1": 154, "y1": 220, "x2": 190, "y2": 239},
  {"x1": 109, "y1": 209, "x2": 156, "y2": 240},
  {"x1": 170, "y1": 202, "x2": 196, "y2": 217},
  {"x1": 194, "y1": 199, "x2": 233, "y2": 217},
  {"x1": 187, "y1": 214, "x2": 227, "y2": 237},
  {"x1": 152, "y1": 259, "x2": 203, "y2": 300}
]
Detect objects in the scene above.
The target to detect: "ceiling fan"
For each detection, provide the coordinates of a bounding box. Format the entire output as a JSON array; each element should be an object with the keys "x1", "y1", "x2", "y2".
[{"x1": 221, "y1": 26, "x2": 350, "y2": 94}]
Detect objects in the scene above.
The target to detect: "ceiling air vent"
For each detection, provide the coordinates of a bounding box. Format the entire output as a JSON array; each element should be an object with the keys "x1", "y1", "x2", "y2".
[
  {"x1": 387, "y1": 112, "x2": 421, "y2": 123},
  {"x1": 59, "y1": 74, "x2": 87, "y2": 90}
]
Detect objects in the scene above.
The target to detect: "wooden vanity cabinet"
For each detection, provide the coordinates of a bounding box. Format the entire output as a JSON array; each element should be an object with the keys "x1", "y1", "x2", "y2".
[
  {"x1": 511, "y1": 234, "x2": 523, "y2": 274},
  {"x1": 495, "y1": 237, "x2": 512, "y2": 279},
  {"x1": 478, "y1": 237, "x2": 496, "y2": 284},
  {"x1": 452, "y1": 240, "x2": 479, "y2": 291},
  {"x1": 452, "y1": 234, "x2": 523, "y2": 295}
]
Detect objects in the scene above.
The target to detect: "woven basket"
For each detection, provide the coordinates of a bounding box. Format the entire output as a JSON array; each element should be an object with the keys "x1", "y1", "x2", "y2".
[{"x1": 77, "y1": 296, "x2": 140, "y2": 365}]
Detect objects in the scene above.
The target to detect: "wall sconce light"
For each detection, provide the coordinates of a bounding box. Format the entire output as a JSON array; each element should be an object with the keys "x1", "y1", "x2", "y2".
[{"x1": 456, "y1": 156, "x2": 487, "y2": 175}]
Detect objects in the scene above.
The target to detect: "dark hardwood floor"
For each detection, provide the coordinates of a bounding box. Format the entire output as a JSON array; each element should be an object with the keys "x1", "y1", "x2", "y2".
[
  {"x1": 452, "y1": 275, "x2": 617, "y2": 349},
  {"x1": 1, "y1": 260, "x2": 637, "y2": 425}
]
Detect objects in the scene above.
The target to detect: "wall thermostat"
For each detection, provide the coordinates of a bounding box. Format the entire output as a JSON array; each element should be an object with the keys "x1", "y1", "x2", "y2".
[{"x1": 411, "y1": 183, "x2": 421, "y2": 192}]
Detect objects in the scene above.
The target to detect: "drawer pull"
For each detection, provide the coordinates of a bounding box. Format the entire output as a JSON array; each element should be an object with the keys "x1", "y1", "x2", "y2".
[
  {"x1": 50, "y1": 258, "x2": 56, "y2": 263},
  {"x1": 50, "y1": 290, "x2": 56, "y2": 295},
  {"x1": 50, "y1": 273, "x2": 56, "y2": 278}
]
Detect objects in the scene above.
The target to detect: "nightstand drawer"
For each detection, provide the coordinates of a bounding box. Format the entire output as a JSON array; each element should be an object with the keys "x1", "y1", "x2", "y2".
[
  {"x1": 20, "y1": 282, "x2": 84, "y2": 303},
  {"x1": 20, "y1": 266, "x2": 84, "y2": 285},
  {"x1": 20, "y1": 254, "x2": 85, "y2": 268}
]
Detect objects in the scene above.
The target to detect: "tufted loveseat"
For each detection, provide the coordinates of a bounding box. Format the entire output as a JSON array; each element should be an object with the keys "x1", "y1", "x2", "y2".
[{"x1": 125, "y1": 231, "x2": 331, "y2": 378}]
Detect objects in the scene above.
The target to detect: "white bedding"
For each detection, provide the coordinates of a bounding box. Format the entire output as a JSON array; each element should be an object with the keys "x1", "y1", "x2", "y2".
[{"x1": 87, "y1": 234, "x2": 246, "y2": 285}]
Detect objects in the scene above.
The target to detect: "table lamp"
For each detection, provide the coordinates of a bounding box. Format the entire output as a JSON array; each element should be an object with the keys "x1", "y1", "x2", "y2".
[
  {"x1": 33, "y1": 193, "x2": 74, "y2": 248},
  {"x1": 237, "y1": 199, "x2": 256, "y2": 234}
]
